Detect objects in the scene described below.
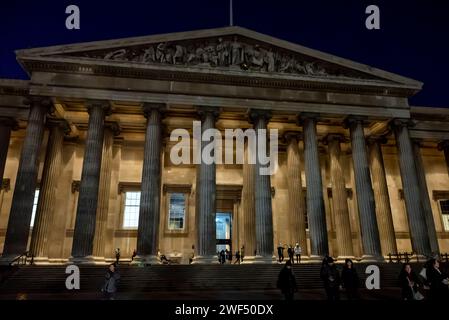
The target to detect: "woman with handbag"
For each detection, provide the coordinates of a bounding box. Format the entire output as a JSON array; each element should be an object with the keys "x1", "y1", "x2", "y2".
[{"x1": 398, "y1": 263, "x2": 423, "y2": 300}]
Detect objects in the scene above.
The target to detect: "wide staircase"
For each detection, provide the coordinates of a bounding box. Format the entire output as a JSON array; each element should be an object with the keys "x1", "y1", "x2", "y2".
[{"x1": 0, "y1": 262, "x2": 414, "y2": 299}]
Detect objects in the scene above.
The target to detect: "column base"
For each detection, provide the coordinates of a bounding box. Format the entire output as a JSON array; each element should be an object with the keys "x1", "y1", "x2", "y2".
[
  {"x1": 336, "y1": 255, "x2": 357, "y2": 263},
  {"x1": 68, "y1": 255, "x2": 96, "y2": 265},
  {"x1": 308, "y1": 255, "x2": 327, "y2": 263},
  {"x1": 130, "y1": 255, "x2": 160, "y2": 266},
  {"x1": 31, "y1": 256, "x2": 50, "y2": 265},
  {"x1": 241, "y1": 256, "x2": 257, "y2": 264},
  {"x1": 361, "y1": 254, "x2": 384, "y2": 263},
  {"x1": 251, "y1": 255, "x2": 277, "y2": 264},
  {"x1": 191, "y1": 255, "x2": 219, "y2": 264}
]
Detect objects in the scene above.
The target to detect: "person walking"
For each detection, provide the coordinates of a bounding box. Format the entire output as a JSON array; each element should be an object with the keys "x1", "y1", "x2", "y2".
[
  {"x1": 398, "y1": 263, "x2": 423, "y2": 300},
  {"x1": 294, "y1": 243, "x2": 302, "y2": 264},
  {"x1": 277, "y1": 243, "x2": 285, "y2": 263},
  {"x1": 277, "y1": 260, "x2": 297, "y2": 301},
  {"x1": 320, "y1": 257, "x2": 341, "y2": 300},
  {"x1": 287, "y1": 245, "x2": 294, "y2": 264},
  {"x1": 234, "y1": 250, "x2": 241, "y2": 264},
  {"x1": 426, "y1": 258, "x2": 449, "y2": 300},
  {"x1": 102, "y1": 263, "x2": 120, "y2": 300},
  {"x1": 227, "y1": 249, "x2": 233, "y2": 263},
  {"x1": 342, "y1": 259, "x2": 359, "y2": 300},
  {"x1": 240, "y1": 246, "x2": 245, "y2": 263}
]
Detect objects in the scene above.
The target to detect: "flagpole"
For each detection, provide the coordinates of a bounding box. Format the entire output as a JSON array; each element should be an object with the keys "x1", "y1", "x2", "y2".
[{"x1": 230, "y1": 0, "x2": 233, "y2": 26}]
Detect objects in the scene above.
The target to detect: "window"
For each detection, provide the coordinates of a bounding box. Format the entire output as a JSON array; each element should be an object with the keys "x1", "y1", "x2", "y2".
[
  {"x1": 123, "y1": 191, "x2": 140, "y2": 228},
  {"x1": 440, "y1": 200, "x2": 449, "y2": 231},
  {"x1": 168, "y1": 193, "x2": 186, "y2": 230},
  {"x1": 30, "y1": 189, "x2": 39, "y2": 227}
]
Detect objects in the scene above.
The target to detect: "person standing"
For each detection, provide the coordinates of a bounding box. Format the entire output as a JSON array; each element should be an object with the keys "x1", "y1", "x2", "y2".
[
  {"x1": 240, "y1": 246, "x2": 245, "y2": 263},
  {"x1": 287, "y1": 245, "x2": 294, "y2": 264},
  {"x1": 294, "y1": 243, "x2": 302, "y2": 264},
  {"x1": 342, "y1": 259, "x2": 359, "y2": 300},
  {"x1": 102, "y1": 263, "x2": 120, "y2": 300},
  {"x1": 114, "y1": 248, "x2": 120, "y2": 265},
  {"x1": 277, "y1": 243, "x2": 285, "y2": 263},
  {"x1": 398, "y1": 263, "x2": 423, "y2": 300},
  {"x1": 320, "y1": 257, "x2": 341, "y2": 300},
  {"x1": 277, "y1": 260, "x2": 297, "y2": 300},
  {"x1": 426, "y1": 258, "x2": 449, "y2": 300}
]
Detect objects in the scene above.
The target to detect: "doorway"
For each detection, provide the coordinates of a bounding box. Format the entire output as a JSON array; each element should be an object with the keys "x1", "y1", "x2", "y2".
[{"x1": 216, "y1": 212, "x2": 232, "y2": 254}]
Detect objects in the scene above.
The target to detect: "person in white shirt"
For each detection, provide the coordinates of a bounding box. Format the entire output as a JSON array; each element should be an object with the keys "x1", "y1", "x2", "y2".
[{"x1": 294, "y1": 243, "x2": 302, "y2": 264}]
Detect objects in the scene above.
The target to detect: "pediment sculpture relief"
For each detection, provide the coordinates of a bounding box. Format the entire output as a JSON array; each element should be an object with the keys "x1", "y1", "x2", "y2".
[{"x1": 63, "y1": 36, "x2": 374, "y2": 80}]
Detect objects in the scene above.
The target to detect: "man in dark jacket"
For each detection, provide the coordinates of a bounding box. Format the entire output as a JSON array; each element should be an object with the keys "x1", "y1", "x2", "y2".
[
  {"x1": 277, "y1": 243, "x2": 284, "y2": 263},
  {"x1": 426, "y1": 258, "x2": 449, "y2": 300},
  {"x1": 102, "y1": 263, "x2": 120, "y2": 300},
  {"x1": 320, "y1": 257, "x2": 341, "y2": 300},
  {"x1": 277, "y1": 260, "x2": 297, "y2": 300}
]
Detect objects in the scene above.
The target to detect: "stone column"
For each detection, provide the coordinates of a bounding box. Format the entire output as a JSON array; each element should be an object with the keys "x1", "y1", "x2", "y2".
[
  {"x1": 241, "y1": 140, "x2": 256, "y2": 262},
  {"x1": 1, "y1": 97, "x2": 51, "y2": 262},
  {"x1": 438, "y1": 141, "x2": 449, "y2": 178},
  {"x1": 300, "y1": 113, "x2": 328, "y2": 258},
  {"x1": 250, "y1": 110, "x2": 274, "y2": 262},
  {"x1": 0, "y1": 118, "x2": 17, "y2": 185},
  {"x1": 325, "y1": 134, "x2": 354, "y2": 258},
  {"x1": 71, "y1": 101, "x2": 110, "y2": 263},
  {"x1": 392, "y1": 119, "x2": 431, "y2": 256},
  {"x1": 346, "y1": 118, "x2": 382, "y2": 260},
  {"x1": 285, "y1": 132, "x2": 308, "y2": 256},
  {"x1": 413, "y1": 140, "x2": 439, "y2": 254},
  {"x1": 193, "y1": 108, "x2": 219, "y2": 264},
  {"x1": 92, "y1": 123, "x2": 120, "y2": 262},
  {"x1": 367, "y1": 137, "x2": 397, "y2": 255},
  {"x1": 134, "y1": 104, "x2": 164, "y2": 264},
  {"x1": 29, "y1": 120, "x2": 68, "y2": 263}
]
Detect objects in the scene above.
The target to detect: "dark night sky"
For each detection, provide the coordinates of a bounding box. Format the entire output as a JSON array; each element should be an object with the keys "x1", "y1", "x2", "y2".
[{"x1": 0, "y1": 0, "x2": 448, "y2": 107}]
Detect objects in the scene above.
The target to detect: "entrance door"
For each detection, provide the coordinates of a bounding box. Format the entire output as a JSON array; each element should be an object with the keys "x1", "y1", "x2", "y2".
[{"x1": 216, "y1": 212, "x2": 232, "y2": 254}]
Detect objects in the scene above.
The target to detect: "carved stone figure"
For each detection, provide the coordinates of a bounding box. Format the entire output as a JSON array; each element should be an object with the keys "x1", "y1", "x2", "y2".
[
  {"x1": 156, "y1": 43, "x2": 166, "y2": 63},
  {"x1": 105, "y1": 49, "x2": 127, "y2": 61},
  {"x1": 142, "y1": 46, "x2": 155, "y2": 63},
  {"x1": 173, "y1": 45, "x2": 185, "y2": 64},
  {"x1": 231, "y1": 37, "x2": 243, "y2": 65},
  {"x1": 97, "y1": 36, "x2": 355, "y2": 78},
  {"x1": 264, "y1": 49, "x2": 275, "y2": 72}
]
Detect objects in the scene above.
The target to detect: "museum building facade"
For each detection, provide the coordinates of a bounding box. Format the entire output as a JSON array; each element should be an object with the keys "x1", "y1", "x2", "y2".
[{"x1": 0, "y1": 27, "x2": 449, "y2": 264}]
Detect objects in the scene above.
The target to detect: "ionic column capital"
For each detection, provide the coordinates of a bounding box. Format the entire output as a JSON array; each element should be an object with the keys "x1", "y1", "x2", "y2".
[
  {"x1": 86, "y1": 100, "x2": 112, "y2": 116},
  {"x1": 390, "y1": 118, "x2": 416, "y2": 129},
  {"x1": 248, "y1": 109, "x2": 271, "y2": 124},
  {"x1": 322, "y1": 133, "x2": 347, "y2": 145},
  {"x1": 297, "y1": 112, "x2": 320, "y2": 126},
  {"x1": 46, "y1": 118, "x2": 71, "y2": 135},
  {"x1": 283, "y1": 131, "x2": 302, "y2": 144},
  {"x1": 367, "y1": 135, "x2": 388, "y2": 145},
  {"x1": 343, "y1": 116, "x2": 367, "y2": 129},
  {"x1": 24, "y1": 96, "x2": 54, "y2": 114},
  {"x1": 105, "y1": 121, "x2": 121, "y2": 136},
  {"x1": 196, "y1": 106, "x2": 221, "y2": 122},
  {"x1": 143, "y1": 103, "x2": 166, "y2": 118}
]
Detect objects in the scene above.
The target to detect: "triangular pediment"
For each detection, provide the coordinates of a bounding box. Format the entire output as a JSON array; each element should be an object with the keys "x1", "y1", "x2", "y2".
[{"x1": 16, "y1": 26, "x2": 422, "y2": 90}]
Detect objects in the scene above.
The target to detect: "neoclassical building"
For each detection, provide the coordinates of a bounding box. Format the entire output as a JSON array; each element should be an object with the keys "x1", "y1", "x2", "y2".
[{"x1": 0, "y1": 27, "x2": 448, "y2": 264}]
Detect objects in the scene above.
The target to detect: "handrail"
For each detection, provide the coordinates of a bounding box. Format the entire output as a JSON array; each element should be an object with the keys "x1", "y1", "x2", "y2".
[{"x1": 9, "y1": 251, "x2": 34, "y2": 266}]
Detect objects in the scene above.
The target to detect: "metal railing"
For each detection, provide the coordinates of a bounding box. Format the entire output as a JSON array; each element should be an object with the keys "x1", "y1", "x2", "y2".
[
  {"x1": 387, "y1": 252, "x2": 415, "y2": 263},
  {"x1": 9, "y1": 251, "x2": 34, "y2": 266}
]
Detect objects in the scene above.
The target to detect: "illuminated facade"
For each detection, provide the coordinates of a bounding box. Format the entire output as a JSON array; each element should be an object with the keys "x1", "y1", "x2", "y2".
[{"x1": 0, "y1": 27, "x2": 448, "y2": 264}]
